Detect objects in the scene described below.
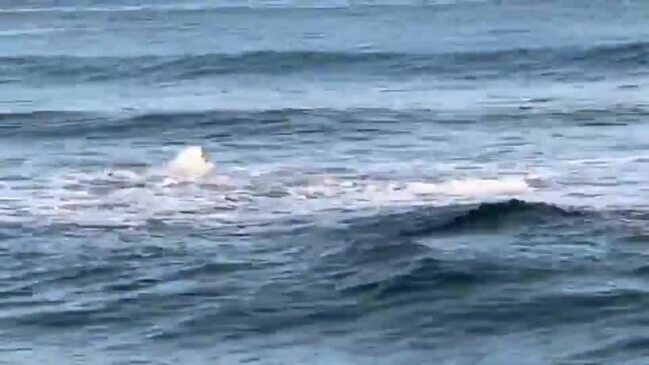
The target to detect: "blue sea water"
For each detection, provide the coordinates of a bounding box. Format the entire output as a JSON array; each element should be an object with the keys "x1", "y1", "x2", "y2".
[{"x1": 2, "y1": 0, "x2": 649, "y2": 364}]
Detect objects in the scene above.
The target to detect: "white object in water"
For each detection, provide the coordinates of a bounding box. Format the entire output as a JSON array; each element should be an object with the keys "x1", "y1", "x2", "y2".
[{"x1": 167, "y1": 146, "x2": 215, "y2": 179}]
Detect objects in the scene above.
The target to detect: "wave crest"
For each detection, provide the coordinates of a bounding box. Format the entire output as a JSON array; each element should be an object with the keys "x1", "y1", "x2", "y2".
[
  {"x1": 435, "y1": 199, "x2": 579, "y2": 233},
  {"x1": 3, "y1": 41, "x2": 648, "y2": 83}
]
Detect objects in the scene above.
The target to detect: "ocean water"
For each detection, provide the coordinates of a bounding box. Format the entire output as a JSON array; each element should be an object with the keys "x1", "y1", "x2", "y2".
[{"x1": 2, "y1": 0, "x2": 649, "y2": 364}]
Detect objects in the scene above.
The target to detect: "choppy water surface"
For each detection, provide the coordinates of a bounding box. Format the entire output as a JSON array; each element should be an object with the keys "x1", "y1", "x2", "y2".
[{"x1": 3, "y1": 1, "x2": 649, "y2": 364}]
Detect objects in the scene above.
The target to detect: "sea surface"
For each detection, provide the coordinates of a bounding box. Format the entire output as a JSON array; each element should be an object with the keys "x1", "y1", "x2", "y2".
[{"x1": 2, "y1": 0, "x2": 649, "y2": 364}]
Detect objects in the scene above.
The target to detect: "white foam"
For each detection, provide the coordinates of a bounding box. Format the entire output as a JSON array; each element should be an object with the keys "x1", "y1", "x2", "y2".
[
  {"x1": 9, "y1": 171, "x2": 533, "y2": 228},
  {"x1": 429, "y1": 177, "x2": 531, "y2": 196},
  {"x1": 0, "y1": 146, "x2": 542, "y2": 229},
  {"x1": 165, "y1": 146, "x2": 215, "y2": 180}
]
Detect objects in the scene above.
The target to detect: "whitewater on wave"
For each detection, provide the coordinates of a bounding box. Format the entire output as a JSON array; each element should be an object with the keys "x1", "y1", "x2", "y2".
[{"x1": 0, "y1": 146, "x2": 543, "y2": 229}]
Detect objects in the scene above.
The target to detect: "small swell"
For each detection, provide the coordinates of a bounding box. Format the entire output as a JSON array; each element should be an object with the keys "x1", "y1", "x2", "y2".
[
  {"x1": 341, "y1": 257, "x2": 485, "y2": 300},
  {"x1": 343, "y1": 199, "x2": 584, "y2": 240},
  {"x1": 433, "y1": 199, "x2": 581, "y2": 233},
  {"x1": 325, "y1": 199, "x2": 590, "y2": 301},
  {"x1": 3, "y1": 41, "x2": 648, "y2": 84}
]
